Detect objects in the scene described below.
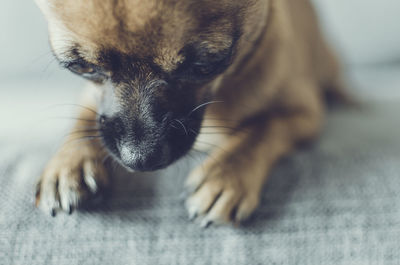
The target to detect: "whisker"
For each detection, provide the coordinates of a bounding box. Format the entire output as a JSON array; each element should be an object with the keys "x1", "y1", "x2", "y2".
[
  {"x1": 187, "y1": 100, "x2": 224, "y2": 117},
  {"x1": 65, "y1": 135, "x2": 103, "y2": 146},
  {"x1": 199, "y1": 117, "x2": 239, "y2": 123},
  {"x1": 45, "y1": 104, "x2": 99, "y2": 115},
  {"x1": 189, "y1": 128, "x2": 198, "y2": 136},
  {"x1": 202, "y1": 125, "x2": 236, "y2": 130},
  {"x1": 40, "y1": 57, "x2": 57, "y2": 75},
  {"x1": 170, "y1": 123, "x2": 179, "y2": 130},
  {"x1": 102, "y1": 154, "x2": 112, "y2": 164},
  {"x1": 192, "y1": 145, "x2": 224, "y2": 168},
  {"x1": 187, "y1": 129, "x2": 229, "y2": 155},
  {"x1": 72, "y1": 125, "x2": 100, "y2": 130},
  {"x1": 25, "y1": 51, "x2": 54, "y2": 73},
  {"x1": 67, "y1": 129, "x2": 101, "y2": 135},
  {"x1": 174, "y1": 119, "x2": 188, "y2": 136},
  {"x1": 62, "y1": 128, "x2": 101, "y2": 141},
  {"x1": 195, "y1": 140, "x2": 228, "y2": 153},
  {"x1": 196, "y1": 132, "x2": 230, "y2": 135},
  {"x1": 201, "y1": 125, "x2": 251, "y2": 135},
  {"x1": 185, "y1": 151, "x2": 205, "y2": 167},
  {"x1": 29, "y1": 50, "x2": 54, "y2": 64},
  {"x1": 49, "y1": 116, "x2": 98, "y2": 123}
]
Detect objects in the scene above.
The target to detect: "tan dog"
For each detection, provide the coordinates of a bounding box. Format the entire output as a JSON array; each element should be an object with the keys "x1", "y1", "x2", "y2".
[{"x1": 35, "y1": 0, "x2": 345, "y2": 227}]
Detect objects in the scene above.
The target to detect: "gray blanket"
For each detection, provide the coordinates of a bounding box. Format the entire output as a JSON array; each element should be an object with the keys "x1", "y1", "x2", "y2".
[{"x1": 1, "y1": 100, "x2": 400, "y2": 264}]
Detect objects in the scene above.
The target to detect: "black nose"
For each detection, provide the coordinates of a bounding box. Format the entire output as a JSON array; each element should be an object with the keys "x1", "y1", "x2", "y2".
[
  {"x1": 119, "y1": 143, "x2": 166, "y2": 171},
  {"x1": 100, "y1": 114, "x2": 170, "y2": 171}
]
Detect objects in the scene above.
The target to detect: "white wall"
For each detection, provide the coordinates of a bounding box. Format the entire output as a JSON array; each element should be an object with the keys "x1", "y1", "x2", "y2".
[
  {"x1": 0, "y1": 0, "x2": 56, "y2": 80},
  {"x1": 312, "y1": 0, "x2": 400, "y2": 65},
  {"x1": 0, "y1": 0, "x2": 400, "y2": 81}
]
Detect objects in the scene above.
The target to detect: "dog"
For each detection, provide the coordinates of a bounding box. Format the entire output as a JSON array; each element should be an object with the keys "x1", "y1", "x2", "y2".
[{"x1": 35, "y1": 0, "x2": 346, "y2": 227}]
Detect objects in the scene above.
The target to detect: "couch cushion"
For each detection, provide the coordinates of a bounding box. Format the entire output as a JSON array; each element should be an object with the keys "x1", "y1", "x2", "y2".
[{"x1": 1, "y1": 66, "x2": 400, "y2": 264}]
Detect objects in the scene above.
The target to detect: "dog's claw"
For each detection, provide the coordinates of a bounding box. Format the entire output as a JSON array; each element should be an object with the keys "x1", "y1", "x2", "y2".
[
  {"x1": 184, "y1": 160, "x2": 262, "y2": 227},
  {"x1": 189, "y1": 211, "x2": 198, "y2": 221},
  {"x1": 187, "y1": 204, "x2": 198, "y2": 221},
  {"x1": 200, "y1": 219, "x2": 213, "y2": 228},
  {"x1": 36, "y1": 157, "x2": 108, "y2": 217}
]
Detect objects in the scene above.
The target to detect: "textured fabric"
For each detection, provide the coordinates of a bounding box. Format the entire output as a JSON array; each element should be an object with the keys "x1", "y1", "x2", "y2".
[{"x1": 1, "y1": 71, "x2": 400, "y2": 264}]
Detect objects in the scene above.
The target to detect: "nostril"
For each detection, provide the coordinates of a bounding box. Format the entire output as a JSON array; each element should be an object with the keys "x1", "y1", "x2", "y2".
[{"x1": 99, "y1": 115, "x2": 106, "y2": 125}]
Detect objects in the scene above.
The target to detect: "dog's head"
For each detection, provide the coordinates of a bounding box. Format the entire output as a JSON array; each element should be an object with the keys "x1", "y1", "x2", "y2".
[{"x1": 36, "y1": 0, "x2": 255, "y2": 171}]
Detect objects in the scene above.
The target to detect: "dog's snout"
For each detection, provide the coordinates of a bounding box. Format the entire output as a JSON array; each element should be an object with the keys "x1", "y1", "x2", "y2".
[
  {"x1": 119, "y1": 144, "x2": 165, "y2": 171},
  {"x1": 99, "y1": 113, "x2": 172, "y2": 171}
]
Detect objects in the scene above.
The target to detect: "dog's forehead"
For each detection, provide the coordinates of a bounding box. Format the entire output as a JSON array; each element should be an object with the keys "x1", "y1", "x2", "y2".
[
  {"x1": 40, "y1": 0, "x2": 189, "y2": 50},
  {"x1": 37, "y1": 0, "x2": 241, "y2": 70}
]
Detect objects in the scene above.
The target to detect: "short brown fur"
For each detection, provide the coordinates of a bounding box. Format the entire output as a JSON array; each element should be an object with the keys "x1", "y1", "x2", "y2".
[{"x1": 36, "y1": 0, "x2": 344, "y2": 226}]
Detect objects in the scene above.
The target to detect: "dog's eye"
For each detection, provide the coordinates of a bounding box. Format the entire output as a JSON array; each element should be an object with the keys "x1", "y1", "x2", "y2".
[
  {"x1": 65, "y1": 61, "x2": 108, "y2": 83},
  {"x1": 174, "y1": 43, "x2": 234, "y2": 82},
  {"x1": 192, "y1": 61, "x2": 219, "y2": 77},
  {"x1": 190, "y1": 53, "x2": 231, "y2": 79},
  {"x1": 68, "y1": 62, "x2": 96, "y2": 75}
]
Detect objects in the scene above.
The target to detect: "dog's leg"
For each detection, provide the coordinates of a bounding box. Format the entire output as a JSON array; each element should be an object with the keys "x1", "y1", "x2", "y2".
[
  {"x1": 185, "y1": 87, "x2": 323, "y2": 226},
  {"x1": 36, "y1": 85, "x2": 108, "y2": 216}
]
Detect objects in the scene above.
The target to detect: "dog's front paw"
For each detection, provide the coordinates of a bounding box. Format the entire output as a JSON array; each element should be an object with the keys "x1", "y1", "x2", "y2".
[
  {"x1": 184, "y1": 163, "x2": 260, "y2": 227},
  {"x1": 35, "y1": 142, "x2": 108, "y2": 216}
]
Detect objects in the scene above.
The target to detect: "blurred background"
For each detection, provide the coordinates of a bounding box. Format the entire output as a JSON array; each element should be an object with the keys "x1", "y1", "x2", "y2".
[{"x1": 1, "y1": 0, "x2": 400, "y2": 142}]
